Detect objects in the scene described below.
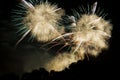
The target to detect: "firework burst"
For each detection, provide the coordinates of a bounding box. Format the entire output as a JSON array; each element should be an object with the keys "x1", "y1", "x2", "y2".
[
  {"x1": 70, "y1": 2, "x2": 112, "y2": 59},
  {"x1": 12, "y1": 0, "x2": 65, "y2": 45},
  {"x1": 44, "y1": 2, "x2": 112, "y2": 59},
  {"x1": 11, "y1": 0, "x2": 112, "y2": 72}
]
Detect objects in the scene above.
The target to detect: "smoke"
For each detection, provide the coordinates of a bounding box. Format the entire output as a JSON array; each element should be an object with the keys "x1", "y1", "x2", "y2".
[
  {"x1": 15, "y1": 46, "x2": 79, "y2": 73},
  {"x1": 44, "y1": 53, "x2": 78, "y2": 72}
]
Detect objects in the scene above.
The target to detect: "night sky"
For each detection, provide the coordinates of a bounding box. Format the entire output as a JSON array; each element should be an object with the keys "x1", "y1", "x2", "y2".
[{"x1": 0, "y1": 0, "x2": 119, "y2": 79}]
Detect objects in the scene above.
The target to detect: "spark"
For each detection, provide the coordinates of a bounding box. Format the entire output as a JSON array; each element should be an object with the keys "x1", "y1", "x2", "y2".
[
  {"x1": 56, "y1": 42, "x2": 70, "y2": 53},
  {"x1": 21, "y1": 0, "x2": 35, "y2": 9},
  {"x1": 51, "y1": 33, "x2": 74, "y2": 42},
  {"x1": 72, "y1": 38, "x2": 83, "y2": 54},
  {"x1": 15, "y1": 29, "x2": 31, "y2": 46},
  {"x1": 47, "y1": 42, "x2": 61, "y2": 51},
  {"x1": 92, "y1": 2, "x2": 97, "y2": 14},
  {"x1": 97, "y1": 30, "x2": 111, "y2": 37}
]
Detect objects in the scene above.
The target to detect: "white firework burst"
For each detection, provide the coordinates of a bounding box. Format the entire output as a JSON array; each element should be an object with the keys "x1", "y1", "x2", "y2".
[
  {"x1": 11, "y1": 1, "x2": 113, "y2": 73},
  {"x1": 12, "y1": 0, "x2": 65, "y2": 45},
  {"x1": 70, "y1": 2, "x2": 112, "y2": 59}
]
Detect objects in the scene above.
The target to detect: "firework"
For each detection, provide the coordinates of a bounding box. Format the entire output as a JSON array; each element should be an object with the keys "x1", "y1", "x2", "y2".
[
  {"x1": 11, "y1": 0, "x2": 112, "y2": 73},
  {"x1": 70, "y1": 2, "x2": 112, "y2": 59},
  {"x1": 12, "y1": 0, "x2": 65, "y2": 45}
]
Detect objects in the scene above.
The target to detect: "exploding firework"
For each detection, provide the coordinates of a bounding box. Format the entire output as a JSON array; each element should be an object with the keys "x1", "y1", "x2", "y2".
[
  {"x1": 43, "y1": 2, "x2": 112, "y2": 71},
  {"x1": 70, "y1": 2, "x2": 112, "y2": 59},
  {"x1": 12, "y1": 0, "x2": 65, "y2": 45},
  {"x1": 71, "y1": 14, "x2": 112, "y2": 59},
  {"x1": 11, "y1": 0, "x2": 112, "y2": 73}
]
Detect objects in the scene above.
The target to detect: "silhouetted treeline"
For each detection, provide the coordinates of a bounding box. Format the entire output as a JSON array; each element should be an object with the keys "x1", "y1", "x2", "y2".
[{"x1": 0, "y1": 59, "x2": 118, "y2": 80}]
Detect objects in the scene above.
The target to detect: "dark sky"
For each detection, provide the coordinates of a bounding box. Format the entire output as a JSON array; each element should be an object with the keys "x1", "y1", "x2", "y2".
[{"x1": 0, "y1": 0, "x2": 119, "y2": 79}]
